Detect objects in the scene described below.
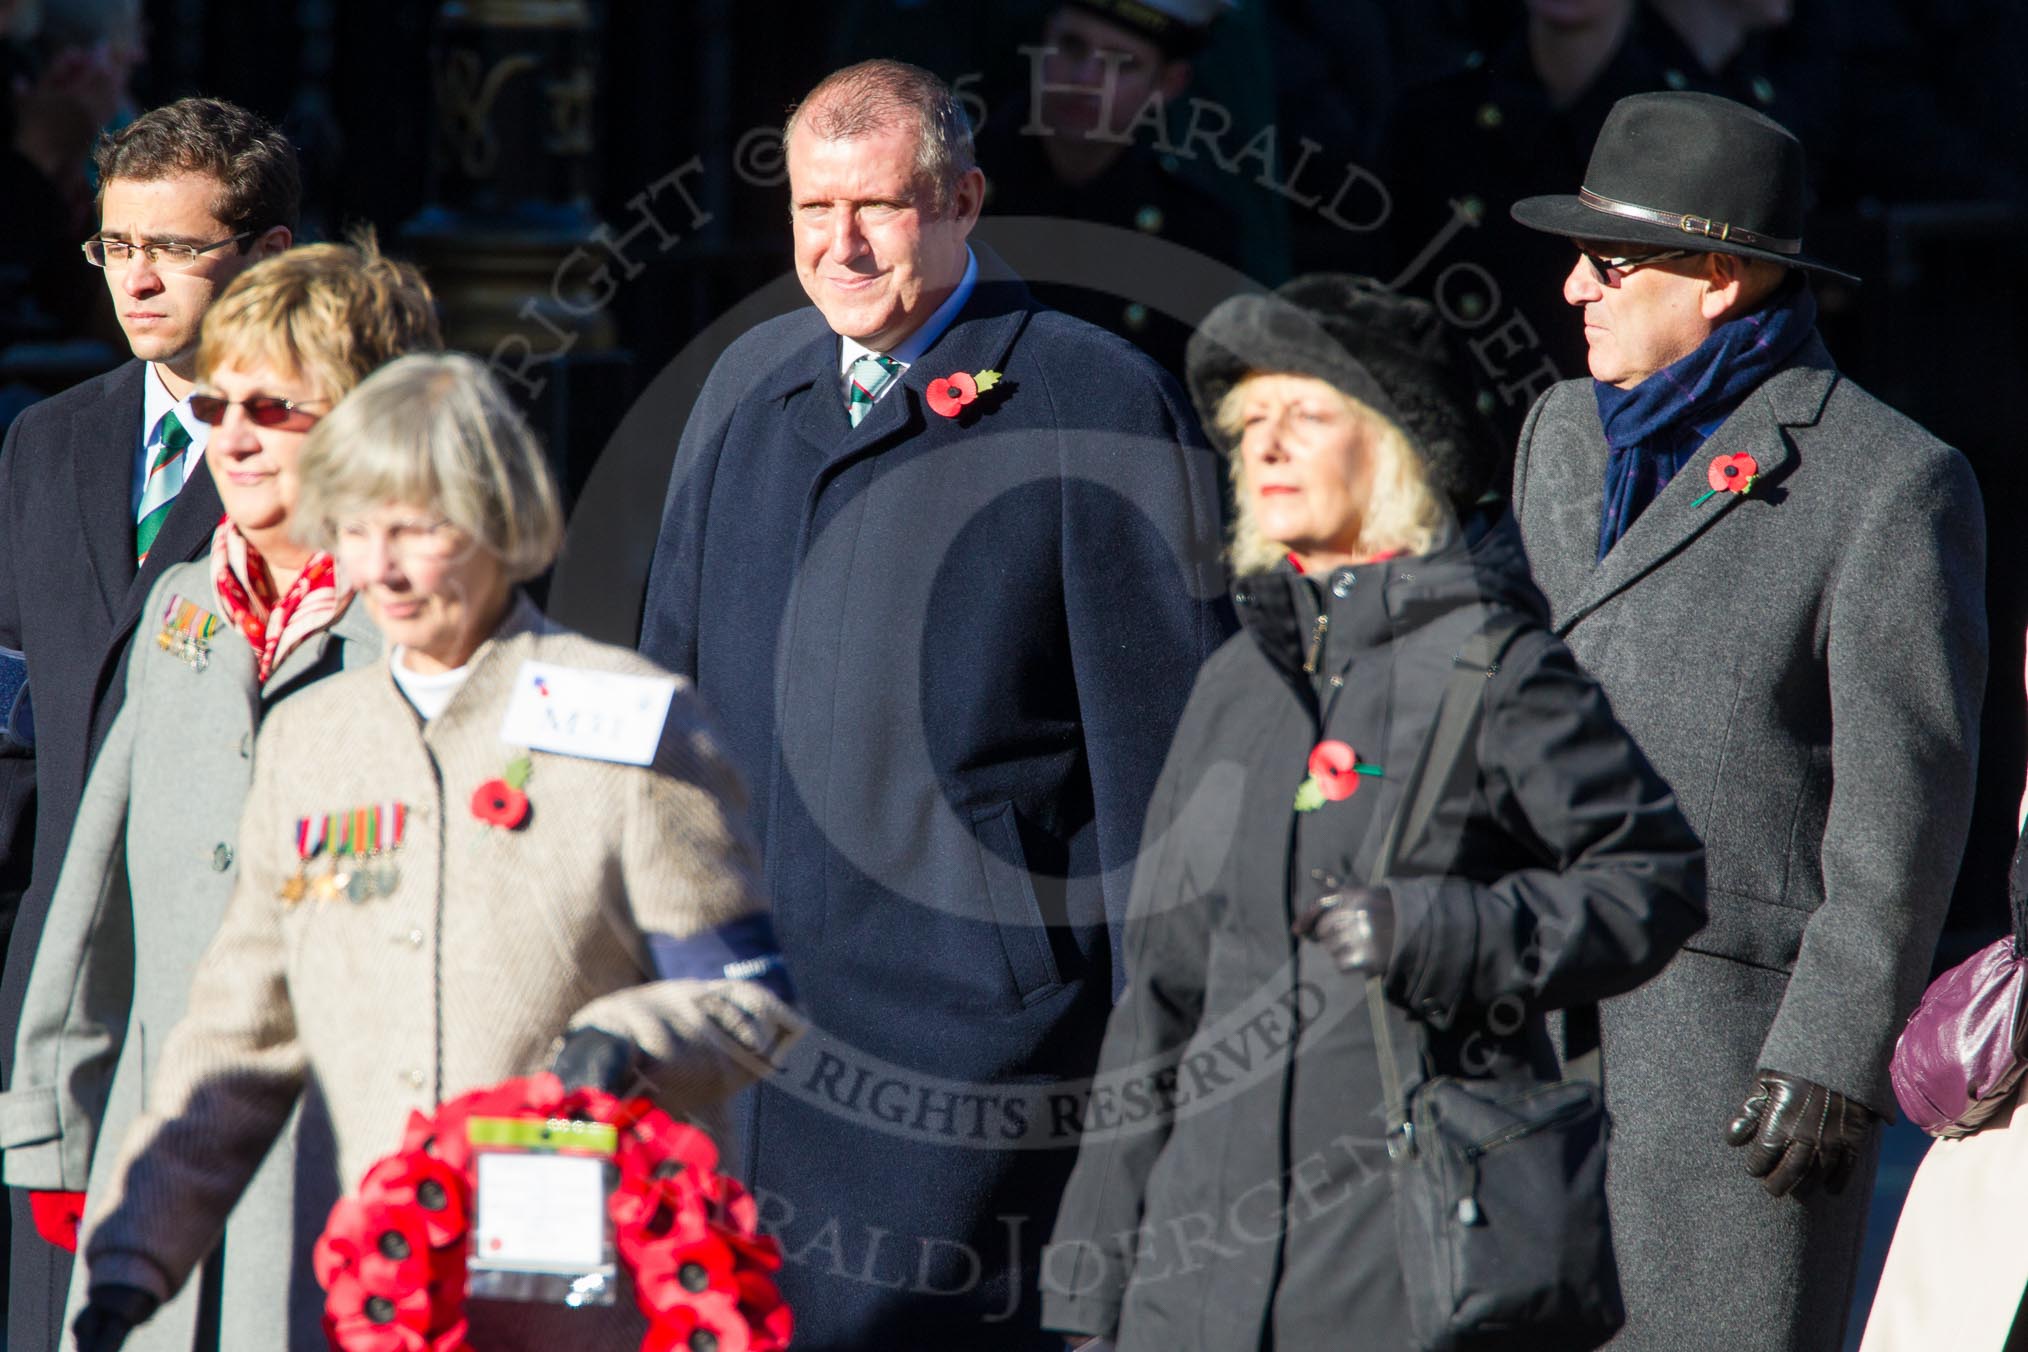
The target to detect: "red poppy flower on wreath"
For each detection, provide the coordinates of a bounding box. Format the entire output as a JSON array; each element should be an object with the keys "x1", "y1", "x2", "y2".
[
  {"x1": 613, "y1": 1168, "x2": 713, "y2": 1263},
  {"x1": 736, "y1": 1270, "x2": 794, "y2": 1350},
  {"x1": 1692, "y1": 451, "x2": 1760, "y2": 507},
  {"x1": 360, "y1": 1151, "x2": 470, "y2": 1249},
  {"x1": 470, "y1": 755, "x2": 532, "y2": 829},
  {"x1": 635, "y1": 1232, "x2": 741, "y2": 1319},
  {"x1": 926, "y1": 367, "x2": 1003, "y2": 418},
  {"x1": 315, "y1": 1198, "x2": 431, "y2": 1298},
  {"x1": 323, "y1": 1272, "x2": 432, "y2": 1352}
]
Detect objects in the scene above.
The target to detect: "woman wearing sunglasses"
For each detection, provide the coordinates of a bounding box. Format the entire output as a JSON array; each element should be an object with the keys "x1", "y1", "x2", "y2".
[{"x1": 0, "y1": 234, "x2": 440, "y2": 1352}]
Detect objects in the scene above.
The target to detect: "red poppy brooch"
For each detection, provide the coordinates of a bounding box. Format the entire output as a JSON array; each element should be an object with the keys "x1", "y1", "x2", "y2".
[
  {"x1": 1691, "y1": 451, "x2": 1760, "y2": 508},
  {"x1": 1294, "y1": 740, "x2": 1384, "y2": 812},
  {"x1": 470, "y1": 756, "x2": 532, "y2": 830},
  {"x1": 926, "y1": 368, "x2": 1003, "y2": 419}
]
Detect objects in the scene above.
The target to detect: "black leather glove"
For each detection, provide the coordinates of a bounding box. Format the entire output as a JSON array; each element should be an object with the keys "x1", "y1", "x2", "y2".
[
  {"x1": 73, "y1": 1283, "x2": 159, "y2": 1352},
  {"x1": 550, "y1": 1026, "x2": 639, "y2": 1095},
  {"x1": 1291, "y1": 886, "x2": 1396, "y2": 975},
  {"x1": 1724, "y1": 1069, "x2": 1878, "y2": 1197}
]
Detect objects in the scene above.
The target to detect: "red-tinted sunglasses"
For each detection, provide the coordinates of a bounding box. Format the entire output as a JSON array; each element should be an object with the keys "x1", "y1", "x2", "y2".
[{"x1": 187, "y1": 393, "x2": 329, "y2": 431}]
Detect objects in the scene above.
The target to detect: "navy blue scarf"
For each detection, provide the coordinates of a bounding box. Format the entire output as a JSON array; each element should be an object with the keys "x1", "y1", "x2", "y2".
[{"x1": 1594, "y1": 278, "x2": 1820, "y2": 560}]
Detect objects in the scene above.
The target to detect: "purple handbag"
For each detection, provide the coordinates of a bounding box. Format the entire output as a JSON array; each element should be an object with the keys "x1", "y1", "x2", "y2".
[
  {"x1": 1890, "y1": 832, "x2": 2028, "y2": 1138},
  {"x1": 1891, "y1": 939, "x2": 2028, "y2": 1137}
]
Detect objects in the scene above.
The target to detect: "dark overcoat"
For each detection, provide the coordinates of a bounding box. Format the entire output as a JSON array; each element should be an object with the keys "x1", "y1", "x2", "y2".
[
  {"x1": 1039, "y1": 512, "x2": 1705, "y2": 1350},
  {"x1": 0, "y1": 359, "x2": 224, "y2": 1352},
  {"x1": 1511, "y1": 349, "x2": 1988, "y2": 1351},
  {"x1": 640, "y1": 247, "x2": 1232, "y2": 1350}
]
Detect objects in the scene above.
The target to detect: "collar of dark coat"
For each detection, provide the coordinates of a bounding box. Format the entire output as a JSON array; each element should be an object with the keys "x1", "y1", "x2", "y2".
[
  {"x1": 1232, "y1": 509, "x2": 1537, "y2": 697},
  {"x1": 1548, "y1": 356, "x2": 1837, "y2": 636},
  {"x1": 757, "y1": 244, "x2": 1036, "y2": 462},
  {"x1": 70, "y1": 359, "x2": 148, "y2": 626}
]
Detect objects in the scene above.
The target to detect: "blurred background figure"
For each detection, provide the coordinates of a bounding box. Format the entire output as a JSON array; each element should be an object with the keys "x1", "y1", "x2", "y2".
[
  {"x1": 0, "y1": 0, "x2": 146, "y2": 416},
  {"x1": 974, "y1": 0, "x2": 1246, "y2": 381}
]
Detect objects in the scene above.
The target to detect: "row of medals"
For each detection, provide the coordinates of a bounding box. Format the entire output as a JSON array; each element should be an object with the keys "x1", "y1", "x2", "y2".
[
  {"x1": 281, "y1": 852, "x2": 401, "y2": 905},
  {"x1": 159, "y1": 629, "x2": 211, "y2": 672}
]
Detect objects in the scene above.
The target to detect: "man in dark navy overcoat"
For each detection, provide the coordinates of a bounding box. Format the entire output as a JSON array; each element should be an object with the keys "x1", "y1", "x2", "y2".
[{"x1": 641, "y1": 58, "x2": 1231, "y2": 1351}]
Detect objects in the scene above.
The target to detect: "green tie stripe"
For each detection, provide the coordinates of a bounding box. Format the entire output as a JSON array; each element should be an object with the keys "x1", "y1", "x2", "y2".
[
  {"x1": 846, "y1": 353, "x2": 902, "y2": 428},
  {"x1": 136, "y1": 409, "x2": 193, "y2": 563}
]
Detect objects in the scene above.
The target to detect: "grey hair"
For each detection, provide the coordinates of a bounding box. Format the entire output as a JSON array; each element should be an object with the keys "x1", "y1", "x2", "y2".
[
  {"x1": 783, "y1": 59, "x2": 977, "y2": 216},
  {"x1": 292, "y1": 352, "x2": 564, "y2": 583}
]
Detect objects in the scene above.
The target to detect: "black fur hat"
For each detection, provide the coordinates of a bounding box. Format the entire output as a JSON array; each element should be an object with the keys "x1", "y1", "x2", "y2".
[{"x1": 1185, "y1": 274, "x2": 1504, "y2": 513}]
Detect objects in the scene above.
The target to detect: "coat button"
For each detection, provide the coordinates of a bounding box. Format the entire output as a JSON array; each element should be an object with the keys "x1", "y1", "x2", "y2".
[
  {"x1": 211, "y1": 843, "x2": 233, "y2": 872},
  {"x1": 404, "y1": 1068, "x2": 425, "y2": 1089},
  {"x1": 407, "y1": 929, "x2": 425, "y2": 948},
  {"x1": 1330, "y1": 569, "x2": 1357, "y2": 598}
]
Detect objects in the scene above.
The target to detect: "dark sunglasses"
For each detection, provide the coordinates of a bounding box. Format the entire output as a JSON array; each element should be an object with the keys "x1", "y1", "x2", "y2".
[
  {"x1": 1577, "y1": 246, "x2": 1695, "y2": 285},
  {"x1": 187, "y1": 393, "x2": 330, "y2": 431}
]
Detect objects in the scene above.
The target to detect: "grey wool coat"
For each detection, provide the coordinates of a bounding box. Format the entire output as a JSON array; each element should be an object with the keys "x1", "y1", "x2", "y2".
[
  {"x1": 76, "y1": 600, "x2": 803, "y2": 1351},
  {"x1": 0, "y1": 559, "x2": 381, "y2": 1352},
  {"x1": 1512, "y1": 349, "x2": 1988, "y2": 1352}
]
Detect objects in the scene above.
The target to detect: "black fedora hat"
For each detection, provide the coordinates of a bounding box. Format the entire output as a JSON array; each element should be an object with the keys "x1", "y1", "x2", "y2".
[{"x1": 1512, "y1": 91, "x2": 1859, "y2": 284}]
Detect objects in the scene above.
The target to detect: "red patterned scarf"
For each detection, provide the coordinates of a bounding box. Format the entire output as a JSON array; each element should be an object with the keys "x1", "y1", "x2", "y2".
[{"x1": 210, "y1": 517, "x2": 349, "y2": 682}]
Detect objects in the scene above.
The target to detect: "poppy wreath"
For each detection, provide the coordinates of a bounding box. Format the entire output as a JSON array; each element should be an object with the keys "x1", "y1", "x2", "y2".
[{"x1": 315, "y1": 1074, "x2": 792, "y2": 1352}]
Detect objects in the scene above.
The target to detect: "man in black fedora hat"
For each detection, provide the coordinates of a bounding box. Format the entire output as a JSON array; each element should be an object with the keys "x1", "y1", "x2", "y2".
[{"x1": 1507, "y1": 91, "x2": 1986, "y2": 1350}]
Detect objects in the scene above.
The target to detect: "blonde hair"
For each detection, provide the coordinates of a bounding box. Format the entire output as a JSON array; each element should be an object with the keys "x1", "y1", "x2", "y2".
[
  {"x1": 292, "y1": 353, "x2": 564, "y2": 583},
  {"x1": 196, "y1": 229, "x2": 441, "y2": 401},
  {"x1": 1217, "y1": 374, "x2": 1448, "y2": 575}
]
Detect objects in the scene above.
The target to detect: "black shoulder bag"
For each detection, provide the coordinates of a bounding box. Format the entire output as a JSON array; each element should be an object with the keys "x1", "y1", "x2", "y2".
[{"x1": 1363, "y1": 618, "x2": 1625, "y2": 1352}]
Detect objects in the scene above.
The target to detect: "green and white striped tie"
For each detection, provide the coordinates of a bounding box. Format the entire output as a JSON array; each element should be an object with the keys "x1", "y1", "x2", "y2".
[
  {"x1": 846, "y1": 353, "x2": 902, "y2": 427},
  {"x1": 136, "y1": 409, "x2": 191, "y2": 564}
]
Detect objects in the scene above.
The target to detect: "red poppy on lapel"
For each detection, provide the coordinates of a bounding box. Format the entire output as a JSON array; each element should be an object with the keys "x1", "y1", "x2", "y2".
[
  {"x1": 1294, "y1": 740, "x2": 1386, "y2": 811},
  {"x1": 927, "y1": 368, "x2": 1003, "y2": 418},
  {"x1": 1692, "y1": 451, "x2": 1761, "y2": 507},
  {"x1": 470, "y1": 755, "x2": 533, "y2": 829}
]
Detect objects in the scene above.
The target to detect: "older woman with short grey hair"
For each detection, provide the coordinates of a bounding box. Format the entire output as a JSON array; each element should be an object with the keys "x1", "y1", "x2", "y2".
[{"x1": 71, "y1": 354, "x2": 802, "y2": 1352}]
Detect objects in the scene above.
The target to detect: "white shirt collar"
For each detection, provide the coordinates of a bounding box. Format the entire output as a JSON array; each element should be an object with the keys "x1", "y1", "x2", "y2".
[
  {"x1": 838, "y1": 247, "x2": 980, "y2": 380},
  {"x1": 142, "y1": 361, "x2": 211, "y2": 461}
]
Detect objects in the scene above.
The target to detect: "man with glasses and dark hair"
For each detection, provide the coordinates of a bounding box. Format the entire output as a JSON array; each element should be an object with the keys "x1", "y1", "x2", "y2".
[
  {"x1": 0, "y1": 94, "x2": 295, "y2": 1351},
  {"x1": 1508, "y1": 92, "x2": 1986, "y2": 1350}
]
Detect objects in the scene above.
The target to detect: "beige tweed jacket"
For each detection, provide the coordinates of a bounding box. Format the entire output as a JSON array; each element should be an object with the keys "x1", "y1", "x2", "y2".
[{"x1": 81, "y1": 599, "x2": 802, "y2": 1315}]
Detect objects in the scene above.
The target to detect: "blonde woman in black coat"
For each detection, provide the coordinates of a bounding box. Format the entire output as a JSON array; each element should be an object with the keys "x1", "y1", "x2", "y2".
[{"x1": 1040, "y1": 276, "x2": 1706, "y2": 1351}]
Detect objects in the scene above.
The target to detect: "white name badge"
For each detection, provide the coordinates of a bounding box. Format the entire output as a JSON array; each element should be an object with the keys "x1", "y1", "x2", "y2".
[
  {"x1": 472, "y1": 1151, "x2": 607, "y2": 1273},
  {"x1": 497, "y1": 660, "x2": 677, "y2": 766}
]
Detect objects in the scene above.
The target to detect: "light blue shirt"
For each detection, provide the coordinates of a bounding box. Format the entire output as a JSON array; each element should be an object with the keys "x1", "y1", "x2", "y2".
[
  {"x1": 837, "y1": 247, "x2": 980, "y2": 399},
  {"x1": 134, "y1": 362, "x2": 210, "y2": 516}
]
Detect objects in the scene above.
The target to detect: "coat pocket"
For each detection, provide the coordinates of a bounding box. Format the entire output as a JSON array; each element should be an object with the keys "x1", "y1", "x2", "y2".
[{"x1": 970, "y1": 802, "x2": 1063, "y2": 1005}]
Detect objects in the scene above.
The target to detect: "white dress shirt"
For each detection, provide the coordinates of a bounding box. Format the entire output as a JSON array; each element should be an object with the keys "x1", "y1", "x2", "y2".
[{"x1": 133, "y1": 361, "x2": 211, "y2": 517}]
